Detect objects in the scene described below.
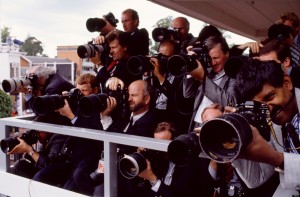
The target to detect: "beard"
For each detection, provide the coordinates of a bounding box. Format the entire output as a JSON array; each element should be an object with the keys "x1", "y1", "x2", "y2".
[{"x1": 129, "y1": 101, "x2": 146, "y2": 113}]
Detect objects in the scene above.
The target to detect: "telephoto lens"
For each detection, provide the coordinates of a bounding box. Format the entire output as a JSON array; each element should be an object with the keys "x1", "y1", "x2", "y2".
[
  {"x1": 167, "y1": 132, "x2": 201, "y2": 167},
  {"x1": 199, "y1": 113, "x2": 252, "y2": 163},
  {"x1": 118, "y1": 152, "x2": 147, "y2": 179}
]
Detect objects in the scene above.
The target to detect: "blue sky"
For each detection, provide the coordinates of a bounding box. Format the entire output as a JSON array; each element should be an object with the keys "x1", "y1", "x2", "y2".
[{"x1": 0, "y1": 0, "x2": 252, "y2": 57}]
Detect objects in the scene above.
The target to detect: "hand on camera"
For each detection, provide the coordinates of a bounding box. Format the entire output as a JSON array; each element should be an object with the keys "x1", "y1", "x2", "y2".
[
  {"x1": 100, "y1": 97, "x2": 117, "y2": 117},
  {"x1": 138, "y1": 159, "x2": 157, "y2": 181},
  {"x1": 106, "y1": 77, "x2": 124, "y2": 91},
  {"x1": 150, "y1": 57, "x2": 165, "y2": 83},
  {"x1": 7, "y1": 137, "x2": 31, "y2": 155},
  {"x1": 238, "y1": 125, "x2": 283, "y2": 167},
  {"x1": 94, "y1": 35, "x2": 106, "y2": 45},
  {"x1": 56, "y1": 99, "x2": 75, "y2": 120}
]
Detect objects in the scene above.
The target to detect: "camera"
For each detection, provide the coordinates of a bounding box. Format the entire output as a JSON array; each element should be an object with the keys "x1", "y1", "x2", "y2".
[
  {"x1": 152, "y1": 27, "x2": 180, "y2": 43},
  {"x1": 127, "y1": 53, "x2": 169, "y2": 76},
  {"x1": 199, "y1": 101, "x2": 271, "y2": 163},
  {"x1": 32, "y1": 88, "x2": 82, "y2": 115},
  {"x1": 167, "y1": 132, "x2": 201, "y2": 167},
  {"x1": 77, "y1": 42, "x2": 109, "y2": 59},
  {"x1": 118, "y1": 149, "x2": 161, "y2": 179},
  {"x1": 86, "y1": 17, "x2": 107, "y2": 32},
  {"x1": 167, "y1": 42, "x2": 211, "y2": 77},
  {"x1": 2, "y1": 74, "x2": 38, "y2": 93},
  {"x1": 1, "y1": 129, "x2": 38, "y2": 153},
  {"x1": 78, "y1": 88, "x2": 128, "y2": 117},
  {"x1": 167, "y1": 54, "x2": 198, "y2": 77}
]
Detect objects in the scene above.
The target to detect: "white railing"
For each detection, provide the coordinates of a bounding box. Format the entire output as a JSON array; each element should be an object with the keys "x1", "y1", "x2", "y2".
[{"x1": 0, "y1": 115, "x2": 170, "y2": 197}]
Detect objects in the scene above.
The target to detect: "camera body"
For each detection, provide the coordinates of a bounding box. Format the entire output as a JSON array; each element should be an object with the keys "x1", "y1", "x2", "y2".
[
  {"x1": 152, "y1": 27, "x2": 180, "y2": 43},
  {"x1": 118, "y1": 149, "x2": 160, "y2": 179},
  {"x1": 127, "y1": 53, "x2": 169, "y2": 76},
  {"x1": 77, "y1": 41, "x2": 109, "y2": 59},
  {"x1": 235, "y1": 101, "x2": 271, "y2": 141},
  {"x1": 2, "y1": 74, "x2": 38, "y2": 93},
  {"x1": 191, "y1": 42, "x2": 211, "y2": 69},
  {"x1": 199, "y1": 101, "x2": 271, "y2": 163},
  {"x1": 1, "y1": 130, "x2": 38, "y2": 153},
  {"x1": 32, "y1": 88, "x2": 82, "y2": 115},
  {"x1": 78, "y1": 88, "x2": 128, "y2": 117}
]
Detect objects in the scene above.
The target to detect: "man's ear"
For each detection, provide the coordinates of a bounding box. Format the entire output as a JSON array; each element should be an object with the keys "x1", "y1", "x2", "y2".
[
  {"x1": 283, "y1": 74, "x2": 293, "y2": 91},
  {"x1": 283, "y1": 57, "x2": 291, "y2": 68}
]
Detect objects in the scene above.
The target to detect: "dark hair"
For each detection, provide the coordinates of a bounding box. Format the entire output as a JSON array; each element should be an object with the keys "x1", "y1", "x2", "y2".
[
  {"x1": 259, "y1": 39, "x2": 291, "y2": 63},
  {"x1": 103, "y1": 12, "x2": 119, "y2": 27},
  {"x1": 236, "y1": 59, "x2": 284, "y2": 102},
  {"x1": 197, "y1": 25, "x2": 222, "y2": 43},
  {"x1": 106, "y1": 30, "x2": 131, "y2": 46},
  {"x1": 205, "y1": 36, "x2": 229, "y2": 54},
  {"x1": 268, "y1": 24, "x2": 293, "y2": 41},
  {"x1": 154, "y1": 122, "x2": 177, "y2": 140}
]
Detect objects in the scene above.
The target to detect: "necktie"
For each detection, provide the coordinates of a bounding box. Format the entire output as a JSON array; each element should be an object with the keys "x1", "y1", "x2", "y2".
[
  {"x1": 107, "y1": 60, "x2": 118, "y2": 72},
  {"x1": 126, "y1": 116, "x2": 134, "y2": 133}
]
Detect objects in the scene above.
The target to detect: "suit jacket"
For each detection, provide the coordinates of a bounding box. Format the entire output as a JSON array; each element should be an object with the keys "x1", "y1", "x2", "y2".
[
  {"x1": 154, "y1": 74, "x2": 194, "y2": 135},
  {"x1": 156, "y1": 157, "x2": 215, "y2": 197},
  {"x1": 130, "y1": 28, "x2": 150, "y2": 56},
  {"x1": 183, "y1": 71, "x2": 238, "y2": 132}
]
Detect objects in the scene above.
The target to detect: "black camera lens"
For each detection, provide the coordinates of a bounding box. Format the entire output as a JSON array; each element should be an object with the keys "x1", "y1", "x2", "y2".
[
  {"x1": 78, "y1": 94, "x2": 108, "y2": 117},
  {"x1": 86, "y1": 18, "x2": 107, "y2": 32},
  {"x1": 167, "y1": 54, "x2": 198, "y2": 77},
  {"x1": 77, "y1": 44, "x2": 105, "y2": 59},
  {"x1": 0, "y1": 137, "x2": 20, "y2": 153},
  {"x1": 118, "y1": 152, "x2": 147, "y2": 179},
  {"x1": 167, "y1": 132, "x2": 201, "y2": 167},
  {"x1": 32, "y1": 95, "x2": 65, "y2": 115},
  {"x1": 199, "y1": 113, "x2": 252, "y2": 163},
  {"x1": 1, "y1": 130, "x2": 38, "y2": 153}
]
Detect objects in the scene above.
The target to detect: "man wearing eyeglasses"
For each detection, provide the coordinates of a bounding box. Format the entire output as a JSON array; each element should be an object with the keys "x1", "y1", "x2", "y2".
[{"x1": 171, "y1": 17, "x2": 197, "y2": 54}]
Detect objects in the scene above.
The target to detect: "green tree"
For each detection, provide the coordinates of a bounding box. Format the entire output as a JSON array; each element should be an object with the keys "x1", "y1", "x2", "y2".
[
  {"x1": 150, "y1": 16, "x2": 173, "y2": 55},
  {"x1": 0, "y1": 89, "x2": 12, "y2": 118},
  {"x1": 21, "y1": 36, "x2": 44, "y2": 56},
  {"x1": 1, "y1": 26, "x2": 10, "y2": 43}
]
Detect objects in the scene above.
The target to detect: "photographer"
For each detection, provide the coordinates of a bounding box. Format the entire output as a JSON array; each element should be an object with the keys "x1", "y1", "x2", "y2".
[
  {"x1": 7, "y1": 114, "x2": 70, "y2": 184},
  {"x1": 138, "y1": 122, "x2": 214, "y2": 197},
  {"x1": 149, "y1": 40, "x2": 193, "y2": 134},
  {"x1": 229, "y1": 59, "x2": 300, "y2": 196},
  {"x1": 171, "y1": 17, "x2": 196, "y2": 55},
  {"x1": 121, "y1": 8, "x2": 149, "y2": 56},
  {"x1": 22, "y1": 65, "x2": 74, "y2": 111},
  {"x1": 183, "y1": 36, "x2": 239, "y2": 133}
]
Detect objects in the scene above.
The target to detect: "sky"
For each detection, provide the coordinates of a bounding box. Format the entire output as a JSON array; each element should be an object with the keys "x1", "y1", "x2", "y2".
[{"x1": 0, "y1": 0, "x2": 252, "y2": 58}]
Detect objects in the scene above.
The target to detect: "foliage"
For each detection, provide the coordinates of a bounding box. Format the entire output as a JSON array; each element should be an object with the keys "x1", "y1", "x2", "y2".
[
  {"x1": 0, "y1": 89, "x2": 12, "y2": 118},
  {"x1": 21, "y1": 36, "x2": 44, "y2": 56},
  {"x1": 149, "y1": 16, "x2": 173, "y2": 55},
  {"x1": 1, "y1": 26, "x2": 10, "y2": 43}
]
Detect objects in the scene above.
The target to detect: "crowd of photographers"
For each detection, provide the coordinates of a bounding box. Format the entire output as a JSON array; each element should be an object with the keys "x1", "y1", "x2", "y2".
[{"x1": 1, "y1": 8, "x2": 300, "y2": 197}]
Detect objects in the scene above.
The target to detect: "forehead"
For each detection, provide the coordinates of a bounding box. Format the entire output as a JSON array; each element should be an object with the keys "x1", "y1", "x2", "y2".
[
  {"x1": 76, "y1": 83, "x2": 92, "y2": 89},
  {"x1": 252, "y1": 83, "x2": 275, "y2": 101},
  {"x1": 122, "y1": 13, "x2": 132, "y2": 20},
  {"x1": 209, "y1": 44, "x2": 223, "y2": 56},
  {"x1": 154, "y1": 130, "x2": 172, "y2": 140},
  {"x1": 259, "y1": 51, "x2": 279, "y2": 61},
  {"x1": 159, "y1": 44, "x2": 174, "y2": 56}
]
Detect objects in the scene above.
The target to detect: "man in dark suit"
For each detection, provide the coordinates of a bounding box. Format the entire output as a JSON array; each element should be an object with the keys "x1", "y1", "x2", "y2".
[
  {"x1": 121, "y1": 8, "x2": 149, "y2": 56},
  {"x1": 138, "y1": 122, "x2": 214, "y2": 197}
]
